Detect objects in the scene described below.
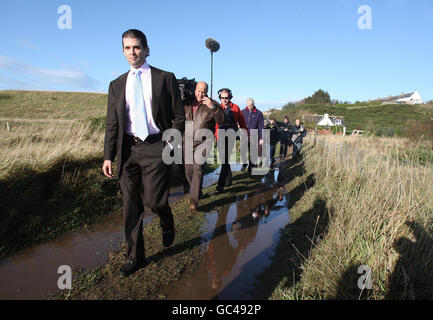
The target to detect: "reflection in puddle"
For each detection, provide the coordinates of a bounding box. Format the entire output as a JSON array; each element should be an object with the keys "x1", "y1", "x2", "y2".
[
  {"x1": 164, "y1": 186, "x2": 290, "y2": 300},
  {"x1": 0, "y1": 211, "x2": 125, "y2": 300}
]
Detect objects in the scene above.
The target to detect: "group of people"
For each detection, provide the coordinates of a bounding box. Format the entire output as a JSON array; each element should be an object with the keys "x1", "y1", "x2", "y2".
[
  {"x1": 101, "y1": 29, "x2": 306, "y2": 277},
  {"x1": 266, "y1": 116, "x2": 307, "y2": 166}
]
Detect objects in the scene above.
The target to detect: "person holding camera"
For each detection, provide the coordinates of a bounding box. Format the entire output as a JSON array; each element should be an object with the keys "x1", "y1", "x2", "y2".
[
  {"x1": 265, "y1": 117, "x2": 281, "y2": 167},
  {"x1": 290, "y1": 119, "x2": 307, "y2": 161},
  {"x1": 278, "y1": 116, "x2": 292, "y2": 159},
  {"x1": 184, "y1": 81, "x2": 224, "y2": 211}
]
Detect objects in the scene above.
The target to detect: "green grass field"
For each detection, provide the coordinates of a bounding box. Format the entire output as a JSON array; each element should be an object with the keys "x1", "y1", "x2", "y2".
[{"x1": 0, "y1": 90, "x2": 107, "y2": 120}]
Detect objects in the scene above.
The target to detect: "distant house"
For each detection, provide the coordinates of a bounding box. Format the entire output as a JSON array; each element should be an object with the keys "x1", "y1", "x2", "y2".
[
  {"x1": 371, "y1": 90, "x2": 424, "y2": 105},
  {"x1": 303, "y1": 113, "x2": 345, "y2": 127}
]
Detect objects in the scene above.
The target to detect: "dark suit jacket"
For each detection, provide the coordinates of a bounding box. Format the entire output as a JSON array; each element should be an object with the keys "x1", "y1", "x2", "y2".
[{"x1": 103, "y1": 66, "x2": 185, "y2": 178}]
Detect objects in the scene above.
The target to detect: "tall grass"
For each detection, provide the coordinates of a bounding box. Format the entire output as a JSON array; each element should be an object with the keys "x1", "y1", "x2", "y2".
[
  {"x1": 0, "y1": 119, "x2": 105, "y2": 177},
  {"x1": 290, "y1": 135, "x2": 433, "y2": 299}
]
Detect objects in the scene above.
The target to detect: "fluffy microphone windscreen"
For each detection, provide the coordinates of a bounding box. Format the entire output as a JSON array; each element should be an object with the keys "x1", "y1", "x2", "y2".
[{"x1": 205, "y1": 38, "x2": 220, "y2": 52}]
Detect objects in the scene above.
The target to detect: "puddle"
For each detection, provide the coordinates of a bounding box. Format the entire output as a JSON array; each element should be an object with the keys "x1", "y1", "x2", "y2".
[
  {"x1": 163, "y1": 186, "x2": 290, "y2": 300},
  {"x1": 0, "y1": 183, "x2": 204, "y2": 299},
  {"x1": 0, "y1": 211, "x2": 125, "y2": 299}
]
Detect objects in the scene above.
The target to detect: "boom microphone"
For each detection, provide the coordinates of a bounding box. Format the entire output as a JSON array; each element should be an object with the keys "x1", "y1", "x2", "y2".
[{"x1": 205, "y1": 38, "x2": 220, "y2": 52}]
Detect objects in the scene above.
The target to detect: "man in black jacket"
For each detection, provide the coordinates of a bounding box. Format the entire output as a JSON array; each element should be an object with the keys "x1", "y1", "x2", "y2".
[
  {"x1": 265, "y1": 117, "x2": 280, "y2": 167},
  {"x1": 278, "y1": 116, "x2": 292, "y2": 159},
  {"x1": 102, "y1": 29, "x2": 185, "y2": 277},
  {"x1": 290, "y1": 119, "x2": 307, "y2": 161}
]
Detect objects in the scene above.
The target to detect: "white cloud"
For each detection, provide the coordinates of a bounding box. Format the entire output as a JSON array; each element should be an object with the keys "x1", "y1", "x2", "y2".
[{"x1": 0, "y1": 55, "x2": 99, "y2": 91}]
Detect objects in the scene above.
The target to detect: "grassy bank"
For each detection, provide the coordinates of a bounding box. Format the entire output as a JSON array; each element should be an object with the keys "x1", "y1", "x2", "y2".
[
  {"x1": 252, "y1": 135, "x2": 433, "y2": 299},
  {"x1": 0, "y1": 112, "x2": 118, "y2": 258},
  {"x1": 0, "y1": 90, "x2": 107, "y2": 119}
]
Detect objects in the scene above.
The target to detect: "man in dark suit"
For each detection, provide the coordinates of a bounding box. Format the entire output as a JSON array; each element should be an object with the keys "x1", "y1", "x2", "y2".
[{"x1": 102, "y1": 29, "x2": 185, "y2": 277}]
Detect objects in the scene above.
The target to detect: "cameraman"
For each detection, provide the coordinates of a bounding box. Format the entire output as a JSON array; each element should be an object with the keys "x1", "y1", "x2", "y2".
[
  {"x1": 278, "y1": 116, "x2": 292, "y2": 159},
  {"x1": 265, "y1": 117, "x2": 280, "y2": 167},
  {"x1": 290, "y1": 119, "x2": 307, "y2": 161},
  {"x1": 184, "y1": 81, "x2": 224, "y2": 210}
]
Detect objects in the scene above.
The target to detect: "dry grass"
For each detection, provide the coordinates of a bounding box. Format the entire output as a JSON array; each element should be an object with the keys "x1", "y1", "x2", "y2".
[
  {"x1": 279, "y1": 135, "x2": 433, "y2": 299},
  {"x1": 0, "y1": 119, "x2": 105, "y2": 177}
]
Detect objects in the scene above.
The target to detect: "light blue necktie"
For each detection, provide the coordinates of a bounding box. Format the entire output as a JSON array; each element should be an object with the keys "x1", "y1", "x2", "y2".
[{"x1": 132, "y1": 70, "x2": 149, "y2": 141}]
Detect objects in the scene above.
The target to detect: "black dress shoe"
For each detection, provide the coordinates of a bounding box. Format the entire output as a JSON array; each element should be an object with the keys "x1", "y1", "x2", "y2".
[
  {"x1": 163, "y1": 226, "x2": 175, "y2": 247},
  {"x1": 119, "y1": 258, "x2": 146, "y2": 278}
]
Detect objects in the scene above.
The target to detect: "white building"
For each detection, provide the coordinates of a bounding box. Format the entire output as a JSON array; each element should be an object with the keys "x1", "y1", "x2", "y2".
[
  {"x1": 317, "y1": 114, "x2": 345, "y2": 127},
  {"x1": 373, "y1": 90, "x2": 424, "y2": 105}
]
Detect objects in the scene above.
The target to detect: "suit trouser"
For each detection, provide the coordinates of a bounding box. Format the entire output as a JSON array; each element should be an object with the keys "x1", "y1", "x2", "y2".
[{"x1": 119, "y1": 136, "x2": 173, "y2": 261}]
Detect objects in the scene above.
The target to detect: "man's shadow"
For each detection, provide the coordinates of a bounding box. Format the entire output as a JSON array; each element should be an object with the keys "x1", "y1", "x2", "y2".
[
  {"x1": 335, "y1": 220, "x2": 433, "y2": 300},
  {"x1": 333, "y1": 264, "x2": 373, "y2": 300},
  {"x1": 385, "y1": 221, "x2": 433, "y2": 300}
]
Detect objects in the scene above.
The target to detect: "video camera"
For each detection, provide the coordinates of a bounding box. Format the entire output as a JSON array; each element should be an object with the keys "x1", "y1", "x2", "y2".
[{"x1": 177, "y1": 77, "x2": 197, "y2": 105}]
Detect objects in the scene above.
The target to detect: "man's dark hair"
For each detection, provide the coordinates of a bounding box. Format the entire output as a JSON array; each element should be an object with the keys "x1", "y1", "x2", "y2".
[
  {"x1": 122, "y1": 29, "x2": 148, "y2": 49},
  {"x1": 284, "y1": 115, "x2": 289, "y2": 120}
]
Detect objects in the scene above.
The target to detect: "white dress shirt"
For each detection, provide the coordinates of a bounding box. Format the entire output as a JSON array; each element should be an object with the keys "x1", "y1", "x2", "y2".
[{"x1": 125, "y1": 62, "x2": 160, "y2": 136}]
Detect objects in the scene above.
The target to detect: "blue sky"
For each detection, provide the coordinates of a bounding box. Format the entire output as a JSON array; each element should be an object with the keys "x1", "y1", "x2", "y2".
[{"x1": 1, "y1": 0, "x2": 432, "y2": 109}]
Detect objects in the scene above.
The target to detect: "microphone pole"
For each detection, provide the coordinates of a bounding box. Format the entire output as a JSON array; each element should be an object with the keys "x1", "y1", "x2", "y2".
[
  {"x1": 205, "y1": 38, "x2": 220, "y2": 100},
  {"x1": 211, "y1": 50, "x2": 213, "y2": 99}
]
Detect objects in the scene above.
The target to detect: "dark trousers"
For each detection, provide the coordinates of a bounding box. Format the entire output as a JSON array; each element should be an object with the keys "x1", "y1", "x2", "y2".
[
  {"x1": 184, "y1": 142, "x2": 211, "y2": 205},
  {"x1": 270, "y1": 144, "x2": 277, "y2": 164},
  {"x1": 119, "y1": 136, "x2": 173, "y2": 261},
  {"x1": 217, "y1": 137, "x2": 234, "y2": 189},
  {"x1": 279, "y1": 139, "x2": 289, "y2": 158}
]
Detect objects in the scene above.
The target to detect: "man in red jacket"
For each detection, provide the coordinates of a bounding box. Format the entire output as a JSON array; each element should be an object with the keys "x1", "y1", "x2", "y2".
[{"x1": 215, "y1": 88, "x2": 248, "y2": 193}]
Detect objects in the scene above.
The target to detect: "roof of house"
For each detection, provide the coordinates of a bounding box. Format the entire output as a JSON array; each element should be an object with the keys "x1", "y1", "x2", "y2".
[{"x1": 372, "y1": 92, "x2": 414, "y2": 102}]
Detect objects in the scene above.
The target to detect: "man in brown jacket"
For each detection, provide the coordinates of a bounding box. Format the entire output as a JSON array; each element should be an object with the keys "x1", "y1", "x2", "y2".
[{"x1": 184, "y1": 81, "x2": 224, "y2": 210}]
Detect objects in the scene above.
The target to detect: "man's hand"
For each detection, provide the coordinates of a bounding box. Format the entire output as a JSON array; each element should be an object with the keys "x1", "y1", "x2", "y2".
[
  {"x1": 259, "y1": 139, "x2": 264, "y2": 145},
  {"x1": 102, "y1": 160, "x2": 114, "y2": 178},
  {"x1": 202, "y1": 97, "x2": 214, "y2": 109}
]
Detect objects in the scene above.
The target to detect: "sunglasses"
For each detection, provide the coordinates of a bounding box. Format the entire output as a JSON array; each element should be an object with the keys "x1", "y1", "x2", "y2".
[{"x1": 220, "y1": 97, "x2": 230, "y2": 100}]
